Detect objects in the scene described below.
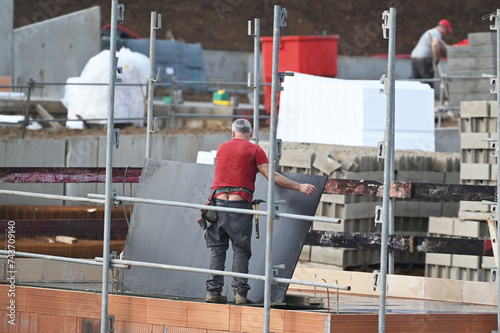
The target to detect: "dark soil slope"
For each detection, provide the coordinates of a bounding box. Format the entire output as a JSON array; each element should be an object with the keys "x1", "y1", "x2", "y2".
[{"x1": 13, "y1": 0, "x2": 499, "y2": 55}]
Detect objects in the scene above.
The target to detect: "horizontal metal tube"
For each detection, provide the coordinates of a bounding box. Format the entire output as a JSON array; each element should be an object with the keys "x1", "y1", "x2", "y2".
[
  {"x1": 98, "y1": 257, "x2": 350, "y2": 291},
  {"x1": 0, "y1": 189, "x2": 105, "y2": 204},
  {"x1": 88, "y1": 193, "x2": 342, "y2": 225},
  {"x1": 0, "y1": 250, "x2": 128, "y2": 269}
]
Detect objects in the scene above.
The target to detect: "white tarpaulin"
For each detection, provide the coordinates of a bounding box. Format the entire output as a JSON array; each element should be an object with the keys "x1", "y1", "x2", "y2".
[
  {"x1": 62, "y1": 47, "x2": 149, "y2": 129},
  {"x1": 278, "y1": 72, "x2": 435, "y2": 151}
]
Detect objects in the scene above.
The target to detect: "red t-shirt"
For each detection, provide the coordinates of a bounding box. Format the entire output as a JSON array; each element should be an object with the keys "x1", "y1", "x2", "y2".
[{"x1": 212, "y1": 138, "x2": 269, "y2": 202}]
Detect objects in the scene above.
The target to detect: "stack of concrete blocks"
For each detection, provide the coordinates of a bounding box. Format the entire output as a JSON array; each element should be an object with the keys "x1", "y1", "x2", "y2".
[
  {"x1": 267, "y1": 142, "x2": 460, "y2": 269},
  {"x1": 426, "y1": 100, "x2": 498, "y2": 282},
  {"x1": 448, "y1": 32, "x2": 497, "y2": 108}
]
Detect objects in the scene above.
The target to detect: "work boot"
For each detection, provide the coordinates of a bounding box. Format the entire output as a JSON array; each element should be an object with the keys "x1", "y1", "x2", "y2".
[
  {"x1": 234, "y1": 293, "x2": 247, "y2": 305},
  {"x1": 205, "y1": 291, "x2": 227, "y2": 304}
]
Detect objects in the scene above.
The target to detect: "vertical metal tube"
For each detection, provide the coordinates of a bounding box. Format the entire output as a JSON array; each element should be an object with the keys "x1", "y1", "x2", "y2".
[
  {"x1": 263, "y1": 6, "x2": 281, "y2": 333},
  {"x1": 101, "y1": 1, "x2": 119, "y2": 332},
  {"x1": 378, "y1": 7, "x2": 396, "y2": 333},
  {"x1": 146, "y1": 12, "x2": 158, "y2": 159},
  {"x1": 253, "y1": 18, "x2": 261, "y2": 144},
  {"x1": 496, "y1": 9, "x2": 500, "y2": 332}
]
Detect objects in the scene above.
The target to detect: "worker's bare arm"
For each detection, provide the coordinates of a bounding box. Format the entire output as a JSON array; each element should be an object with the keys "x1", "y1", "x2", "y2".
[{"x1": 257, "y1": 163, "x2": 317, "y2": 196}]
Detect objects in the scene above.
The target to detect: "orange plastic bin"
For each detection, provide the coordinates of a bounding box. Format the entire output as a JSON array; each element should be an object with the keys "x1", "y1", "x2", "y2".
[{"x1": 260, "y1": 35, "x2": 339, "y2": 113}]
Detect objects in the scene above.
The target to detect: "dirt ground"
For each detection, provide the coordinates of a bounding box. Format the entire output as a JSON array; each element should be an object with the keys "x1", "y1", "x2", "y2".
[{"x1": 13, "y1": 0, "x2": 499, "y2": 55}]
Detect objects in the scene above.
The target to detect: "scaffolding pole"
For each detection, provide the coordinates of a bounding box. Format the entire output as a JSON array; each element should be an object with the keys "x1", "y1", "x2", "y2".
[
  {"x1": 262, "y1": 5, "x2": 287, "y2": 333},
  {"x1": 146, "y1": 11, "x2": 161, "y2": 159},
  {"x1": 100, "y1": 1, "x2": 122, "y2": 332},
  {"x1": 248, "y1": 18, "x2": 261, "y2": 144},
  {"x1": 377, "y1": 7, "x2": 396, "y2": 333},
  {"x1": 494, "y1": 9, "x2": 500, "y2": 333}
]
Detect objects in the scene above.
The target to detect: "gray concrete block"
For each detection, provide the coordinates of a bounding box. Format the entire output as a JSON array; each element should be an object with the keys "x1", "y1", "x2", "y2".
[
  {"x1": 279, "y1": 150, "x2": 313, "y2": 169},
  {"x1": 299, "y1": 245, "x2": 311, "y2": 261},
  {"x1": 468, "y1": 32, "x2": 497, "y2": 47},
  {"x1": 460, "y1": 132, "x2": 490, "y2": 149},
  {"x1": 426, "y1": 253, "x2": 452, "y2": 266},
  {"x1": 450, "y1": 79, "x2": 492, "y2": 94},
  {"x1": 452, "y1": 254, "x2": 480, "y2": 269},
  {"x1": 312, "y1": 153, "x2": 341, "y2": 176},
  {"x1": 458, "y1": 210, "x2": 490, "y2": 221},
  {"x1": 396, "y1": 171, "x2": 445, "y2": 183},
  {"x1": 490, "y1": 101, "x2": 499, "y2": 117},
  {"x1": 459, "y1": 200, "x2": 490, "y2": 212},
  {"x1": 460, "y1": 101, "x2": 490, "y2": 118},
  {"x1": 460, "y1": 163, "x2": 490, "y2": 180},
  {"x1": 428, "y1": 216, "x2": 454, "y2": 236},
  {"x1": 453, "y1": 219, "x2": 481, "y2": 238}
]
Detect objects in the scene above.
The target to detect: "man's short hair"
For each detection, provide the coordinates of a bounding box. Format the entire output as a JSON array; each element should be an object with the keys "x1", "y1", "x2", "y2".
[{"x1": 232, "y1": 119, "x2": 252, "y2": 134}]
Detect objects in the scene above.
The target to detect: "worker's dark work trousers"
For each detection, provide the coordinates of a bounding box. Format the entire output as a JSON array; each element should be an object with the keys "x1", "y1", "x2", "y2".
[
  {"x1": 205, "y1": 199, "x2": 253, "y2": 296},
  {"x1": 410, "y1": 58, "x2": 435, "y2": 88}
]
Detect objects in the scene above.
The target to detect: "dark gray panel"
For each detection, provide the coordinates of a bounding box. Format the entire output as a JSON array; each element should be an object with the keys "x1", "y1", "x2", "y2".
[{"x1": 123, "y1": 159, "x2": 326, "y2": 303}]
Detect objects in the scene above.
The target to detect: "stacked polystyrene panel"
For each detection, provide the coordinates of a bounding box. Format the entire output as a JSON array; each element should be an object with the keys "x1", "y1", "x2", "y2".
[
  {"x1": 425, "y1": 100, "x2": 497, "y2": 282},
  {"x1": 267, "y1": 142, "x2": 461, "y2": 268},
  {"x1": 448, "y1": 32, "x2": 497, "y2": 108}
]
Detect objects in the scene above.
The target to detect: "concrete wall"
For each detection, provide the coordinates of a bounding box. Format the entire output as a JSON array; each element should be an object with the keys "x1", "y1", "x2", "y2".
[
  {"x1": 0, "y1": 133, "x2": 230, "y2": 206},
  {"x1": 13, "y1": 6, "x2": 101, "y2": 98},
  {"x1": 0, "y1": 0, "x2": 13, "y2": 77}
]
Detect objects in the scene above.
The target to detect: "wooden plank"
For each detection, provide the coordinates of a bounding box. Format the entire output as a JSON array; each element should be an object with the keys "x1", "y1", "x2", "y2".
[
  {"x1": 55, "y1": 235, "x2": 78, "y2": 244},
  {"x1": 35, "y1": 103, "x2": 63, "y2": 129},
  {"x1": 0, "y1": 167, "x2": 142, "y2": 183},
  {"x1": 323, "y1": 178, "x2": 495, "y2": 202},
  {"x1": 304, "y1": 230, "x2": 493, "y2": 256},
  {"x1": 0, "y1": 168, "x2": 496, "y2": 202},
  {"x1": 0, "y1": 219, "x2": 128, "y2": 238}
]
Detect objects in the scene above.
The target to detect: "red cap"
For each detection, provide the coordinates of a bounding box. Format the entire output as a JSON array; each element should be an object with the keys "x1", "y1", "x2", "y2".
[{"x1": 439, "y1": 19, "x2": 452, "y2": 32}]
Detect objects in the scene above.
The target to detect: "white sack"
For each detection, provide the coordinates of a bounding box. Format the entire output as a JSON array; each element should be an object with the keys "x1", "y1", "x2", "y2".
[{"x1": 62, "y1": 47, "x2": 149, "y2": 129}]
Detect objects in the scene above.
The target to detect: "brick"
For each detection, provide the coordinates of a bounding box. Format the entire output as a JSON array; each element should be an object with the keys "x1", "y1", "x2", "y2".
[
  {"x1": 428, "y1": 216, "x2": 454, "y2": 236},
  {"x1": 461, "y1": 163, "x2": 490, "y2": 180},
  {"x1": 460, "y1": 100, "x2": 490, "y2": 118},
  {"x1": 453, "y1": 219, "x2": 481, "y2": 238}
]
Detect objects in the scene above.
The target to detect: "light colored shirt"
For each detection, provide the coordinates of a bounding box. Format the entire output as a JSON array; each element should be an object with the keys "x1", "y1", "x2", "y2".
[{"x1": 411, "y1": 28, "x2": 442, "y2": 58}]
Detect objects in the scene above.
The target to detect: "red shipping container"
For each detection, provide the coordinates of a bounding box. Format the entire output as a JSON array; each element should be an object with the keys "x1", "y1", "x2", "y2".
[{"x1": 260, "y1": 35, "x2": 339, "y2": 113}]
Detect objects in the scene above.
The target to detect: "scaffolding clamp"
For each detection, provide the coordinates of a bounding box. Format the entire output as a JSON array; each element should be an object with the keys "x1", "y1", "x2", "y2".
[
  {"x1": 377, "y1": 141, "x2": 385, "y2": 161},
  {"x1": 113, "y1": 128, "x2": 120, "y2": 149},
  {"x1": 153, "y1": 12, "x2": 162, "y2": 30},
  {"x1": 374, "y1": 205, "x2": 383, "y2": 225},
  {"x1": 107, "y1": 314, "x2": 115, "y2": 332},
  {"x1": 372, "y1": 270, "x2": 380, "y2": 290},
  {"x1": 278, "y1": 7, "x2": 288, "y2": 28},
  {"x1": 379, "y1": 74, "x2": 389, "y2": 95},
  {"x1": 117, "y1": 3, "x2": 125, "y2": 24},
  {"x1": 381, "y1": 10, "x2": 390, "y2": 39},
  {"x1": 272, "y1": 264, "x2": 285, "y2": 282},
  {"x1": 482, "y1": 10, "x2": 499, "y2": 30}
]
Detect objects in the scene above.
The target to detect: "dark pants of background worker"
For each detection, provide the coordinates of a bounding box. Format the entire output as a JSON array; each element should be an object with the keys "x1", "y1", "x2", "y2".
[
  {"x1": 205, "y1": 199, "x2": 253, "y2": 296},
  {"x1": 411, "y1": 58, "x2": 435, "y2": 88}
]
